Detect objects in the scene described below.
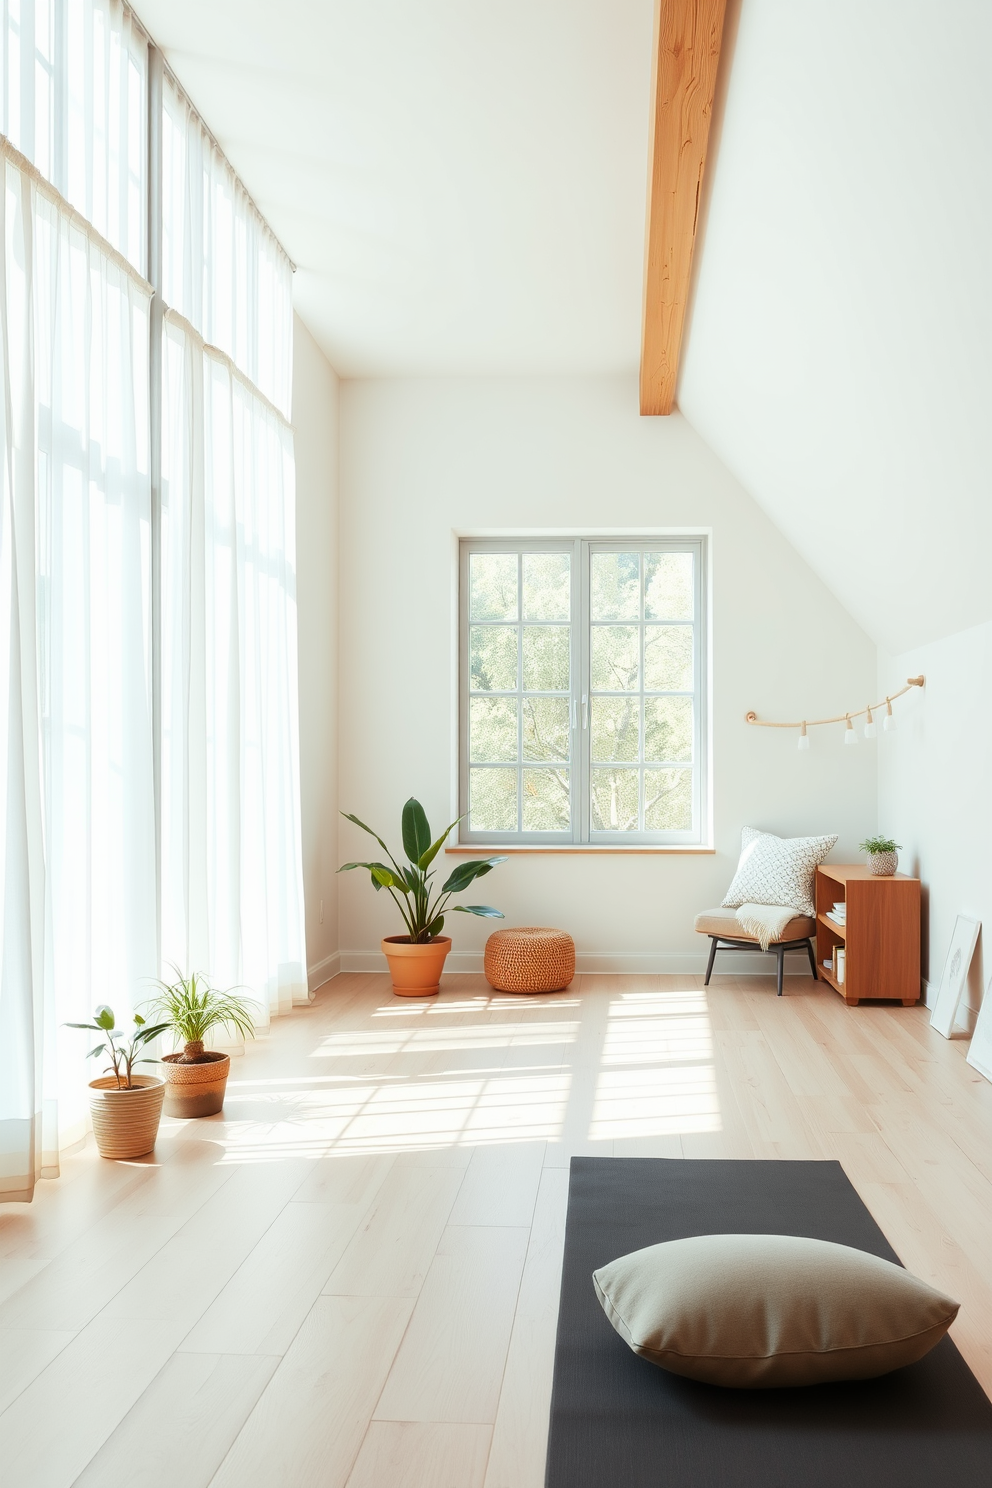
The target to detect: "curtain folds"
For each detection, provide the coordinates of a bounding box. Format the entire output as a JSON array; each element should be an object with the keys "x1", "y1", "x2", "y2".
[
  {"x1": 161, "y1": 312, "x2": 307, "y2": 1026},
  {"x1": 0, "y1": 143, "x2": 156, "y2": 1202},
  {"x1": 0, "y1": 2, "x2": 305, "y2": 1205}
]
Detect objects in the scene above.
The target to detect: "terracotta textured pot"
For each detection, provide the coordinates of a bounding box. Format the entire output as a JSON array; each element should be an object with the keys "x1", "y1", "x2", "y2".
[
  {"x1": 867, "y1": 851, "x2": 898, "y2": 876},
  {"x1": 382, "y1": 935, "x2": 452, "y2": 996},
  {"x1": 160, "y1": 1051, "x2": 231, "y2": 1117},
  {"x1": 89, "y1": 1074, "x2": 165, "y2": 1159}
]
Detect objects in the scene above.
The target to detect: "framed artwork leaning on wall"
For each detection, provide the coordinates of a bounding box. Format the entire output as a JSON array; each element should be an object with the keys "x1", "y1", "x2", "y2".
[{"x1": 929, "y1": 915, "x2": 980, "y2": 1039}]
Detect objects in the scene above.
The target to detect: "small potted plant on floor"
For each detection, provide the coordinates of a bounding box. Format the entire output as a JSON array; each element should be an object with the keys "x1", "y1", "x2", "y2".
[
  {"x1": 65, "y1": 1006, "x2": 171, "y2": 1159},
  {"x1": 860, "y1": 835, "x2": 902, "y2": 876},
  {"x1": 144, "y1": 970, "x2": 260, "y2": 1117},
  {"x1": 339, "y1": 797, "x2": 506, "y2": 996}
]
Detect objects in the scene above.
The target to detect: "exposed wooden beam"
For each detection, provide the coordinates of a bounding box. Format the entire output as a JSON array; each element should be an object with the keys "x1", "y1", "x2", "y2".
[{"x1": 640, "y1": 0, "x2": 728, "y2": 415}]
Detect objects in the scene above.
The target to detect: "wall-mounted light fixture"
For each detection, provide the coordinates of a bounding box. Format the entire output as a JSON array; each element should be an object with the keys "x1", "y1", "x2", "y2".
[{"x1": 744, "y1": 677, "x2": 924, "y2": 751}]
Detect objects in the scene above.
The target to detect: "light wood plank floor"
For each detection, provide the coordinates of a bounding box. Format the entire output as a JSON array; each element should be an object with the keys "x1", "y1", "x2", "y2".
[{"x1": 2, "y1": 970, "x2": 992, "y2": 1487}]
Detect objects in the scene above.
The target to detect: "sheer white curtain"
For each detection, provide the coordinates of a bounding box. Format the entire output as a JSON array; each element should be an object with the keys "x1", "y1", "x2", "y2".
[
  {"x1": 1, "y1": 0, "x2": 146, "y2": 270},
  {"x1": 0, "y1": 4, "x2": 306, "y2": 1202},
  {"x1": 159, "y1": 72, "x2": 305, "y2": 1024},
  {"x1": 0, "y1": 138, "x2": 155, "y2": 1202}
]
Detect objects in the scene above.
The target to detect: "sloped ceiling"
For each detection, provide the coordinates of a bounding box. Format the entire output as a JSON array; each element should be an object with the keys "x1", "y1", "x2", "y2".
[
  {"x1": 679, "y1": 1, "x2": 992, "y2": 652},
  {"x1": 138, "y1": 0, "x2": 990, "y2": 653}
]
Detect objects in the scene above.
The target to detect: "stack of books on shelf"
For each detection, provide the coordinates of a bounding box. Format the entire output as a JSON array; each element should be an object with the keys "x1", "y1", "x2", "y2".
[{"x1": 825, "y1": 901, "x2": 847, "y2": 928}]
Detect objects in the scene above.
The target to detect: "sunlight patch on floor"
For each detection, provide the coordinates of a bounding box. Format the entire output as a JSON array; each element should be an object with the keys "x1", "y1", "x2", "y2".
[
  {"x1": 216, "y1": 1068, "x2": 571, "y2": 1161},
  {"x1": 589, "y1": 988, "x2": 722, "y2": 1138},
  {"x1": 311, "y1": 1022, "x2": 578, "y2": 1056}
]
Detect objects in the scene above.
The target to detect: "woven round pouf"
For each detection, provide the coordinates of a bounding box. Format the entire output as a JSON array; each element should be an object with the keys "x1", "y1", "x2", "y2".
[{"x1": 484, "y1": 926, "x2": 575, "y2": 994}]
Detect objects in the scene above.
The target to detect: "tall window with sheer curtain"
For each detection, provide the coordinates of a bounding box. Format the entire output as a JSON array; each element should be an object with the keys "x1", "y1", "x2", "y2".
[{"x1": 0, "y1": 0, "x2": 305, "y2": 1203}]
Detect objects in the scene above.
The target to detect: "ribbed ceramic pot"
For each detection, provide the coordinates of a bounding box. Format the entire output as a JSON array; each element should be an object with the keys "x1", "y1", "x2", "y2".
[
  {"x1": 160, "y1": 1051, "x2": 231, "y2": 1117},
  {"x1": 381, "y1": 935, "x2": 451, "y2": 996},
  {"x1": 89, "y1": 1074, "x2": 165, "y2": 1159},
  {"x1": 867, "y1": 850, "x2": 898, "y2": 876}
]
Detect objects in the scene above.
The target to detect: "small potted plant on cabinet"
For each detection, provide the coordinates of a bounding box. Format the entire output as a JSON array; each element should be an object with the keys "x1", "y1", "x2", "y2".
[
  {"x1": 144, "y1": 970, "x2": 260, "y2": 1117},
  {"x1": 860, "y1": 835, "x2": 902, "y2": 876},
  {"x1": 66, "y1": 1006, "x2": 171, "y2": 1159},
  {"x1": 339, "y1": 797, "x2": 506, "y2": 996}
]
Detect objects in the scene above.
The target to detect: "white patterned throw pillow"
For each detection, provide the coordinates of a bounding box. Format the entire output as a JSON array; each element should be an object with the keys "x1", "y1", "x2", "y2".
[{"x1": 721, "y1": 826, "x2": 837, "y2": 917}]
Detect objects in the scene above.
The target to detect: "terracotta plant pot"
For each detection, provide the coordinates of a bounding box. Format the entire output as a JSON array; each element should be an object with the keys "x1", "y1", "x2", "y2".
[
  {"x1": 160, "y1": 1050, "x2": 231, "y2": 1117},
  {"x1": 88, "y1": 1074, "x2": 165, "y2": 1159},
  {"x1": 867, "y1": 851, "x2": 898, "y2": 877},
  {"x1": 382, "y1": 935, "x2": 452, "y2": 997}
]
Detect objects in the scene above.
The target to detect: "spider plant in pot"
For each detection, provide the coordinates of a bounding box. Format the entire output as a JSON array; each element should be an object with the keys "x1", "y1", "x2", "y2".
[
  {"x1": 144, "y1": 971, "x2": 260, "y2": 1117},
  {"x1": 65, "y1": 1006, "x2": 171, "y2": 1159},
  {"x1": 860, "y1": 835, "x2": 902, "y2": 877},
  {"x1": 339, "y1": 797, "x2": 506, "y2": 996}
]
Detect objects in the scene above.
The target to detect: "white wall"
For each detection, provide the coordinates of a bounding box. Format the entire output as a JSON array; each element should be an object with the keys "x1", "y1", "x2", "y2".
[
  {"x1": 293, "y1": 314, "x2": 340, "y2": 988},
  {"x1": 338, "y1": 374, "x2": 878, "y2": 972},
  {"x1": 879, "y1": 626, "x2": 992, "y2": 1020}
]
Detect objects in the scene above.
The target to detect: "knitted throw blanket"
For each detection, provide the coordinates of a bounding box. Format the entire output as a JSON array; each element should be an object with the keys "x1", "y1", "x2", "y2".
[{"x1": 735, "y1": 902, "x2": 799, "y2": 952}]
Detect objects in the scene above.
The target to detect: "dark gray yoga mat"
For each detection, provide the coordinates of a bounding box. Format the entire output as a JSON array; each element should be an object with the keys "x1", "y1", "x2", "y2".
[{"x1": 546, "y1": 1158, "x2": 992, "y2": 1488}]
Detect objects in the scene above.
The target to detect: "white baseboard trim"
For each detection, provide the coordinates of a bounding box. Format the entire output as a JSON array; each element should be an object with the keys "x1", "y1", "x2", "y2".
[
  {"x1": 308, "y1": 952, "x2": 341, "y2": 992},
  {"x1": 339, "y1": 949, "x2": 816, "y2": 978}
]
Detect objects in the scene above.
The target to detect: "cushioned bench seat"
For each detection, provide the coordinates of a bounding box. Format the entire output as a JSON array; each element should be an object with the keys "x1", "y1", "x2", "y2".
[
  {"x1": 693, "y1": 908, "x2": 815, "y2": 942},
  {"x1": 694, "y1": 908, "x2": 817, "y2": 995}
]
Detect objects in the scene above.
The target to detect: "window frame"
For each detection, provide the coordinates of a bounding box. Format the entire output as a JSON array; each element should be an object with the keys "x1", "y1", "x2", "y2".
[{"x1": 458, "y1": 535, "x2": 709, "y2": 848}]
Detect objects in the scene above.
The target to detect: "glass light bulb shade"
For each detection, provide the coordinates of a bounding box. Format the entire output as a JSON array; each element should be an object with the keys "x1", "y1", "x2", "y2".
[
  {"x1": 844, "y1": 725, "x2": 858, "y2": 745},
  {"x1": 863, "y1": 721, "x2": 876, "y2": 739},
  {"x1": 883, "y1": 713, "x2": 896, "y2": 732},
  {"x1": 797, "y1": 733, "x2": 810, "y2": 751}
]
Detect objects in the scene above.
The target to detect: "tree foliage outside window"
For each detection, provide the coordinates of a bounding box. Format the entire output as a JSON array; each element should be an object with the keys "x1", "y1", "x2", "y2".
[{"x1": 460, "y1": 539, "x2": 707, "y2": 845}]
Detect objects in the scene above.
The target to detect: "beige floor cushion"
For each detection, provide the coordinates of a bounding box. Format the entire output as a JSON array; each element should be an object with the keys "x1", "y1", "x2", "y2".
[
  {"x1": 694, "y1": 908, "x2": 815, "y2": 942},
  {"x1": 593, "y1": 1233, "x2": 958, "y2": 1389}
]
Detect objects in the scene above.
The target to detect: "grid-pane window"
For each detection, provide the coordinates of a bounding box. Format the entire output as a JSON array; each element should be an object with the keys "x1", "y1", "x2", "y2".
[
  {"x1": 468, "y1": 548, "x2": 574, "y2": 835},
  {"x1": 460, "y1": 538, "x2": 707, "y2": 845}
]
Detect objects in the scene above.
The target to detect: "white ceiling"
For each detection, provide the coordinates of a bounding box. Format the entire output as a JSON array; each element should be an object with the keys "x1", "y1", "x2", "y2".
[
  {"x1": 136, "y1": 0, "x2": 654, "y2": 377},
  {"x1": 140, "y1": 0, "x2": 991, "y2": 653}
]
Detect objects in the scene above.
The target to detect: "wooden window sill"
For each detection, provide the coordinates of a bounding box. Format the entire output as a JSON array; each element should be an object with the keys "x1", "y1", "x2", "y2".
[{"x1": 445, "y1": 845, "x2": 715, "y2": 855}]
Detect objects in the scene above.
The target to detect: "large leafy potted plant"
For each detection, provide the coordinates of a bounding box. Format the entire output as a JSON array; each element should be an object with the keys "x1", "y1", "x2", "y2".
[
  {"x1": 340, "y1": 797, "x2": 506, "y2": 996},
  {"x1": 144, "y1": 970, "x2": 260, "y2": 1117},
  {"x1": 65, "y1": 1006, "x2": 171, "y2": 1159}
]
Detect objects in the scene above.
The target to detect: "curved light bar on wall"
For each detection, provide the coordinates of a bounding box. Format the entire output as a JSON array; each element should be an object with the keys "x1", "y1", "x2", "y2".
[{"x1": 745, "y1": 676, "x2": 925, "y2": 751}]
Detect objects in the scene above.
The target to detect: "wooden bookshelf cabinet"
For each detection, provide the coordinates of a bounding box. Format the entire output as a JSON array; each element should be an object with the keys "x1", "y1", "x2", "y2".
[{"x1": 814, "y1": 865, "x2": 921, "y2": 1006}]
